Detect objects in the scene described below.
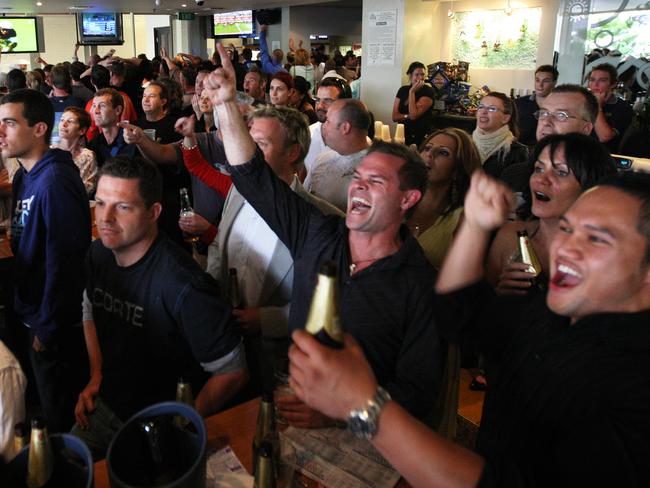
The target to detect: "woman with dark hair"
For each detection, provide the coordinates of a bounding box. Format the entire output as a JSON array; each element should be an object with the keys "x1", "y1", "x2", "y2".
[
  {"x1": 289, "y1": 76, "x2": 317, "y2": 124},
  {"x1": 269, "y1": 71, "x2": 294, "y2": 108},
  {"x1": 486, "y1": 133, "x2": 617, "y2": 294},
  {"x1": 407, "y1": 128, "x2": 481, "y2": 271},
  {"x1": 392, "y1": 61, "x2": 434, "y2": 147},
  {"x1": 472, "y1": 91, "x2": 529, "y2": 190}
]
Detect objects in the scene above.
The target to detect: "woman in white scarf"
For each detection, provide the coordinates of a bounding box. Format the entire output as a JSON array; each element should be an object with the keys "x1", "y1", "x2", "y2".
[{"x1": 472, "y1": 92, "x2": 529, "y2": 192}]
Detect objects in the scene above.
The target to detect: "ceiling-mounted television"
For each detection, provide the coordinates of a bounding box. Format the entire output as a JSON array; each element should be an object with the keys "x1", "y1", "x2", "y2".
[
  {"x1": 0, "y1": 17, "x2": 39, "y2": 53},
  {"x1": 76, "y1": 12, "x2": 124, "y2": 45},
  {"x1": 211, "y1": 10, "x2": 256, "y2": 39}
]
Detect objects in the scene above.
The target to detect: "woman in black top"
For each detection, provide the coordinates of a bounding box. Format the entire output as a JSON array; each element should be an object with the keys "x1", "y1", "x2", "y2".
[{"x1": 392, "y1": 61, "x2": 434, "y2": 146}]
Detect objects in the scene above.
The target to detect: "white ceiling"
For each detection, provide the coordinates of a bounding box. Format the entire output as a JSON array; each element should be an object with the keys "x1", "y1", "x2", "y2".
[{"x1": 0, "y1": 0, "x2": 361, "y2": 15}]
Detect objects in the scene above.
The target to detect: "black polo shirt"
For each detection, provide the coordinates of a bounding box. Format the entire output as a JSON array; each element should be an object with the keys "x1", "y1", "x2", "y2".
[
  {"x1": 88, "y1": 128, "x2": 138, "y2": 168},
  {"x1": 227, "y1": 149, "x2": 442, "y2": 419}
]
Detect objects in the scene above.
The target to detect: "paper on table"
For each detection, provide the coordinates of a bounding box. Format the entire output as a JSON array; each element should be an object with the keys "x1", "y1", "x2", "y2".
[
  {"x1": 280, "y1": 426, "x2": 400, "y2": 488},
  {"x1": 206, "y1": 446, "x2": 253, "y2": 487}
]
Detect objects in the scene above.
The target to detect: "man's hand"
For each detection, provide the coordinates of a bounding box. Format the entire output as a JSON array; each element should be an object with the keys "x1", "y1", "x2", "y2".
[
  {"x1": 75, "y1": 373, "x2": 102, "y2": 429},
  {"x1": 259, "y1": 24, "x2": 268, "y2": 33},
  {"x1": 592, "y1": 90, "x2": 608, "y2": 109},
  {"x1": 178, "y1": 212, "x2": 210, "y2": 235},
  {"x1": 463, "y1": 171, "x2": 515, "y2": 233},
  {"x1": 120, "y1": 121, "x2": 144, "y2": 145},
  {"x1": 232, "y1": 307, "x2": 261, "y2": 335},
  {"x1": 174, "y1": 115, "x2": 197, "y2": 138},
  {"x1": 203, "y1": 44, "x2": 237, "y2": 106},
  {"x1": 276, "y1": 394, "x2": 337, "y2": 429},
  {"x1": 289, "y1": 330, "x2": 377, "y2": 420}
]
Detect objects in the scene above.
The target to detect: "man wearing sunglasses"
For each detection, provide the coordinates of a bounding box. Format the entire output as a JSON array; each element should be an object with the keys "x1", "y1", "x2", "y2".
[{"x1": 534, "y1": 84, "x2": 598, "y2": 141}]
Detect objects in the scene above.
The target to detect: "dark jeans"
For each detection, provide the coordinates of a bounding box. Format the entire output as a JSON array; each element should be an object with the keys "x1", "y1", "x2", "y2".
[{"x1": 28, "y1": 326, "x2": 88, "y2": 433}]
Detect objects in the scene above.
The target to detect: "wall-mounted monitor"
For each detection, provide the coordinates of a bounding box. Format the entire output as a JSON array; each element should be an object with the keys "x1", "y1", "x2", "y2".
[
  {"x1": 76, "y1": 12, "x2": 124, "y2": 45},
  {"x1": 211, "y1": 10, "x2": 256, "y2": 39},
  {"x1": 0, "y1": 17, "x2": 39, "y2": 53}
]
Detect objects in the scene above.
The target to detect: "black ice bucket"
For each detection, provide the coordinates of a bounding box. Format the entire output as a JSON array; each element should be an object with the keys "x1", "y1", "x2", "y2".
[{"x1": 106, "y1": 401, "x2": 206, "y2": 488}]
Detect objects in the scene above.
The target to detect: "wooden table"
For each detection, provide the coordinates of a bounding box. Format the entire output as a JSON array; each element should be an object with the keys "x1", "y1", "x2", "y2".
[
  {"x1": 93, "y1": 397, "x2": 260, "y2": 488},
  {"x1": 458, "y1": 368, "x2": 485, "y2": 427}
]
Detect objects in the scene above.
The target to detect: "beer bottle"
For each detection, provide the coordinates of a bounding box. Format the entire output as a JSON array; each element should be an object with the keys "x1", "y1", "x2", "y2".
[
  {"x1": 517, "y1": 230, "x2": 542, "y2": 285},
  {"x1": 253, "y1": 441, "x2": 277, "y2": 488},
  {"x1": 26, "y1": 417, "x2": 54, "y2": 488},
  {"x1": 179, "y1": 188, "x2": 199, "y2": 243},
  {"x1": 252, "y1": 391, "x2": 275, "y2": 474},
  {"x1": 228, "y1": 268, "x2": 242, "y2": 309},
  {"x1": 13, "y1": 421, "x2": 28, "y2": 456},
  {"x1": 174, "y1": 377, "x2": 194, "y2": 428},
  {"x1": 304, "y1": 261, "x2": 344, "y2": 349},
  {"x1": 140, "y1": 419, "x2": 180, "y2": 485}
]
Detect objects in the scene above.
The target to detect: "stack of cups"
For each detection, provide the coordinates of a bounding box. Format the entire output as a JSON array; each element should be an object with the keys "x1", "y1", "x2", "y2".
[
  {"x1": 394, "y1": 124, "x2": 405, "y2": 145},
  {"x1": 374, "y1": 120, "x2": 383, "y2": 140},
  {"x1": 381, "y1": 124, "x2": 391, "y2": 142}
]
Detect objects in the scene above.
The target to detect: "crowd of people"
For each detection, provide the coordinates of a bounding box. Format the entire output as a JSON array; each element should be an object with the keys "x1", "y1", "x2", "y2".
[{"x1": 0, "y1": 30, "x2": 648, "y2": 488}]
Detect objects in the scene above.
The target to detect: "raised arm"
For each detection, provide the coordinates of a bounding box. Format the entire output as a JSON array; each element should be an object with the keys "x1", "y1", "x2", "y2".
[{"x1": 207, "y1": 43, "x2": 257, "y2": 166}]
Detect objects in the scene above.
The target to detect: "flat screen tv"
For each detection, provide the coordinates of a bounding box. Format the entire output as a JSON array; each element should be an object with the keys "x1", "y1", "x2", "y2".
[
  {"x1": 212, "y1": 10, "x2": 256, "y2": 39},
  {"x1": 77, "y1": 12, "x2": 124, "y2": 45},
  {"x1": 0, "y1": 17, "x2": 39, "y2": 53}
]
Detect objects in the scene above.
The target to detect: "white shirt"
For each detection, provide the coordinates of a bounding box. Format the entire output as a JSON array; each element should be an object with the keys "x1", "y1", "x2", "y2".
[
  {"x1": 304, "y1": 122, "x2": 328, "y2": 173},
  {"x1": 0, "y1": 340, "x2": 26, "y2": 460},
  {"x1": 226, "y1": 201, "x2": 280, "y2": 308},
  {"x1": 304, "y1": 148, "x2": 368, "y2": 212}
]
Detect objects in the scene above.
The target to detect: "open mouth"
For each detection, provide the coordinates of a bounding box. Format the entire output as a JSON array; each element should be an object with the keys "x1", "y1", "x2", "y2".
[
  {"x1": 551, "y1": 263, "x2": 582, "y2": 288},
  {"x1": 534, "y1": 191, "x2": 551, "y2": 202},
  {"x1": 349, "y1": 196, "x2": 371, "y2": 214}
]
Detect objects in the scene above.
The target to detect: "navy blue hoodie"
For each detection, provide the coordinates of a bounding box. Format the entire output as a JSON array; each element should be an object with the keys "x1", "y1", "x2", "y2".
[{"x1": 11, "y1": 148, "x2": 91, "y2": 343}]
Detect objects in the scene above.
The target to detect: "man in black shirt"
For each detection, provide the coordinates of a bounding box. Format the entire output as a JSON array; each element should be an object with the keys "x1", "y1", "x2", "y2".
[
  {"x1": 87, "y1": 88, "x2": 138, "y2": 167},
  {"x1": 515, "y1": 64, "x2": 557, "y2": 146},
  {"x1": 134, "y1": 80, "x2": 190, "y2": 251},
  {"x1": 205, "y1": 44, "x2": 442, "y2": 424},
  {"x1": 71, "y1": 156, "x2": 246, "y2": 459}
]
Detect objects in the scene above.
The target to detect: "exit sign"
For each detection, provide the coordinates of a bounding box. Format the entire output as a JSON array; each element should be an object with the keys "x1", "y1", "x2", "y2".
[{"x1": 178, "y1": 12, "x2": 195, "y2": 20}]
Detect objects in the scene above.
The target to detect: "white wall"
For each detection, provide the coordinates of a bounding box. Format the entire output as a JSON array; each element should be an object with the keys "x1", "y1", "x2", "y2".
[{"x1": 360, "y1": 0, "x2": 406, "y2": 129}]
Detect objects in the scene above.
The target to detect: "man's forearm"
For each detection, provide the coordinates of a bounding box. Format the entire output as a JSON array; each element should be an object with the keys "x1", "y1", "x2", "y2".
[
  {"x1": 137, "y1": 138, "x2": 179, "y2": 166},
  {"x1": 372, "y1": 402, "x2": 484, "y2": 488},
  {"x1": 195, "y1": 369, "x2": 247, "y2": 416},
  {"x1": 215, "y1": 102, "x2": 257, "y2": 166},
  {"x1": 594, "y1": 111, "x2": 617, "y2": 143}
]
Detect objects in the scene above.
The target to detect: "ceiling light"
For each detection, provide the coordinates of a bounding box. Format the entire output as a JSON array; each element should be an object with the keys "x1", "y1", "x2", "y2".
[
  {"x1": 181, "y1": 3, "x2": 186, "y2": 6},
  {"x1": 505, "y1": 0, "x2": 513, "y2": 15},
  {"x1": 36, "y1": 1, "x2": 43, "y2": 5}
]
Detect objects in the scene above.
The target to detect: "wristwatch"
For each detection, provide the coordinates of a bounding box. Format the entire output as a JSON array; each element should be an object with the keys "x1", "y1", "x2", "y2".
[{"x1": 346, "y1": 386, "x2": 391, "y2": 439}]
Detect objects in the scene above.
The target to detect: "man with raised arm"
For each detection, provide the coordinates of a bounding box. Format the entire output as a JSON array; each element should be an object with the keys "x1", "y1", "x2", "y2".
[
  {"x1": 205, "y1": 43, "x2": 442, "y2": 426},
  {"x1": 289, "y1": 171, "x2": 650, "y2": 487}
]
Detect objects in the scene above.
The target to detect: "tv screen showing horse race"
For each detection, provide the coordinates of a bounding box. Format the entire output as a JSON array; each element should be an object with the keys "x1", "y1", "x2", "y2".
[{"x1": 212, "y1": 10, "x2": 255, "y2": 38}]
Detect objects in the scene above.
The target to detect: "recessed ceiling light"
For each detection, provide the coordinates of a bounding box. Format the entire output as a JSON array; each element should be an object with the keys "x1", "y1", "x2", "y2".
[
  {"x1": 36, "y1": 1, "x2": 43, "y2": 5},
  {"x1": 181, "y1": 3, "x2": 186, "y2": 6}
]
